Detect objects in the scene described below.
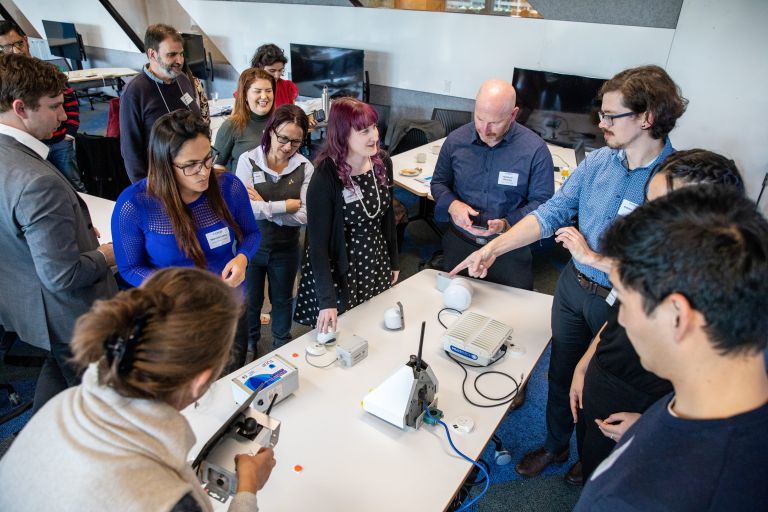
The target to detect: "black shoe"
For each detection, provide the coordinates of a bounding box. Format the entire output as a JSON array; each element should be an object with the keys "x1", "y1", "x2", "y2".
[
  {"x1": 515, "y1": 447, "x2": 569, "y2": 478},
  {"x1": 508, "y1": 385, "x2": 527, "y2": 410},
  {"x1": 565, "y1": 461, "x2": 584, "y2": 486}
]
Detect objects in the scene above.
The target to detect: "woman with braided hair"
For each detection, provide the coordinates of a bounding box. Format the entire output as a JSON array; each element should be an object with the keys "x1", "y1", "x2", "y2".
[{"x1": 0, "y1": 267, "x2": 276, "y2": 511}]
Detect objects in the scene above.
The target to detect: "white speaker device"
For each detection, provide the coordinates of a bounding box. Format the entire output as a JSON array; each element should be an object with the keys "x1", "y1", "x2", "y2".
[
  {"x1": 436, "y1": 272, "x2": 474, "y2": 311},
  {"x1": 442, "y1": 311, "x2": 515, "y2": 366}
]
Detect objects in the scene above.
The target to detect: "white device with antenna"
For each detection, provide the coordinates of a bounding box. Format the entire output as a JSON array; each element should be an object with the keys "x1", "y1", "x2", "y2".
[{"x1": 442, "y1": 312, "x2": 514, "y2": 366}]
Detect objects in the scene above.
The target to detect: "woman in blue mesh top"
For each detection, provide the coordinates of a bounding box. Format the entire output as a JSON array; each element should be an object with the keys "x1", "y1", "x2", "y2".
[{"x1": 112, "y1": 110, "x2": 261, "y2": 372}]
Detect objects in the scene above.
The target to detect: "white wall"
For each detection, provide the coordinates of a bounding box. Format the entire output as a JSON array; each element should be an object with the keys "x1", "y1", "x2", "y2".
[
  {"x1": 18, "y1": 0, "x2": 140, "y2": 53},
  {"x1": 666, "y1": 0, "x2": 768, "y2": 210},
  {"x1": 178, "y1": 0, "x2": 674, "y2": 99}
]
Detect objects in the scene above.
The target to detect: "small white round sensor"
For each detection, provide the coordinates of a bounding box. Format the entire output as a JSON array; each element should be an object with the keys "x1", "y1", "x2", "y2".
[{"x1": 306, "y1": 343, "x2": 327, "y2": 356}]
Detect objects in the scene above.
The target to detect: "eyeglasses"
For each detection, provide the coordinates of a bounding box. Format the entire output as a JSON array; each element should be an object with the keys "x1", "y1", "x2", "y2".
[
  {"x1": 598, "y1": 110, "x2": 636, "y2": 127},
  {"x1": 0, "y1": 40, "x2": 27, "y2": 54},
  {"x1": 173, "y1": 149, "x2": 218, "y2": 176},
  {"x1": 274, "y1": 131, "x2": 303, "y2": 148}
]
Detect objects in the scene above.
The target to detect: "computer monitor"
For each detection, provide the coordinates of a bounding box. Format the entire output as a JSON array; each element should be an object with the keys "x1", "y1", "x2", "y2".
[
  {"x1": 512, "y1": 67, "x2": 607, "y2": 149},
  {"x1": 182, "y1": 33, "x2": 209, "y2": 81},
  {"x1": 42, "y1": 20, "x2": 85, "y2": 70},
  {"x1": 290, "y1": 43, "x2": 365, "y2": 100}
]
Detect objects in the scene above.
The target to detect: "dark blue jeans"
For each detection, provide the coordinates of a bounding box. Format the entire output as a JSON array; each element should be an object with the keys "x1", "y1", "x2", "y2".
[
  {"x1": 46, "y1": 137, "x2": 87, "y2": 192},
  {"x1": 246, "y1": 244, "x2": 301, "y2": 354}
]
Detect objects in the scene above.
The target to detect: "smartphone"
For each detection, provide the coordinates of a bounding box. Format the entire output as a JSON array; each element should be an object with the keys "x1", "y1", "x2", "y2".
[{"x1": 470, "y1": 211, "x2": 489, "y2": 230}]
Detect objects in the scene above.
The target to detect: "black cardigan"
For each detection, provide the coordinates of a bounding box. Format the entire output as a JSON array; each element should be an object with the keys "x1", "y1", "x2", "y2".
[{"x1": 305, "y1": 155, "x2": 399, "y2": 310}]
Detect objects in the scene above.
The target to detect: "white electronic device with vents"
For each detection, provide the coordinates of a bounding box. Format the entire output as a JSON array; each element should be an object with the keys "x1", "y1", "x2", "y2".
[{"x1": 442, "y1": 312, "x2": 514, "y2": 366}]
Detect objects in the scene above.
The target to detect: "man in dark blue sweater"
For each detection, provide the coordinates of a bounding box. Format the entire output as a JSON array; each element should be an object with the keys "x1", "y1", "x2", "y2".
[
  {"x1": 574, "y1": 185, "x2": 768, "y2": 511},
  {"x1": 120, "y1": 24, "x2": 200, "y2": 182}
]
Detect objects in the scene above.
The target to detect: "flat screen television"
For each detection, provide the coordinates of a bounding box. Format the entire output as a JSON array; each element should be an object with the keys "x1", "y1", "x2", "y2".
[
  {"x1": 182, "y1": 33, "x2": 208, "y2": 81},
  {"x1": 512, "y1": 68, "x2": 607, "y2": 149},
  {"x1": 290, "y1": 43, "x2": 364, "y2": 100},
  {"x1": 42, "y1": 20, "x2": 85, "y2": 69}
]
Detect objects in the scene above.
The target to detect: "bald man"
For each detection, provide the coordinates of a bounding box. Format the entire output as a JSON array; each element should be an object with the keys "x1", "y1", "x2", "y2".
[{"x1": 431, "y1": 80, "x2": 553, "y2": 290}]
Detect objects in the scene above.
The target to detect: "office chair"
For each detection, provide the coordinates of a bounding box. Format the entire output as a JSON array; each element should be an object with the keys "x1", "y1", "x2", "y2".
[
  {"x1": 75, "y1": 133, "x2": 131, "y2": 200},
  {"x1": 390, "y1": 128, "x2": 429, "y2": 155},
  {"x1": 431, "y1": 108, "x2": 472, "y2": 137}
]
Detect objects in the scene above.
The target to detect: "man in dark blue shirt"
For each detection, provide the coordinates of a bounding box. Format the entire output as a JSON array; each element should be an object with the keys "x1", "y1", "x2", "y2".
[
  {"x1": 431, "y1": 79, "x2": 553, "y2": 290},
  {"x1": 574, "y1": 185, "x2": 768, "y2": 511}
]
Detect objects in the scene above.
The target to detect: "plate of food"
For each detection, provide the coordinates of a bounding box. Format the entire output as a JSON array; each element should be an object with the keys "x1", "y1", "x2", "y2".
[{"x1": 399, "y1": 167, "x2": 422, "y2": 177}]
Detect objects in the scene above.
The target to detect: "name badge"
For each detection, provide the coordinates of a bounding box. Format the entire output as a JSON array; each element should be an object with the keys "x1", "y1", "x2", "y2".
[
  {"x1": 498, "y1": 171, "x2": 519, "y2": 187},
  {"x1": 342, "y1": 185, "x2": 361, "y2": 204},
  {"x1": 180, "y1": 92, "x2": 194, "y2": 106},
  {"x1": 605, "y1": 288, "x2": 618, "y2": 306},
  {"x1": 617, "y1": 199, "x2": 639, "y2": 217},
  {"x1": 205, "y1": 226, "x2": 231, "y2": 250},
  {"x1": 251, "y1": 171, "x2": 266, "y2": 185}
]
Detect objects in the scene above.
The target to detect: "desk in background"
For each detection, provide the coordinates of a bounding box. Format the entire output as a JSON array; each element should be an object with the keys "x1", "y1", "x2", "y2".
[
  {"x1": 65, "y1": 68, "x2": 138, "y2": 93},
  {"x1": 183, "y1": 269, "x2": 553, "y2": 511}
]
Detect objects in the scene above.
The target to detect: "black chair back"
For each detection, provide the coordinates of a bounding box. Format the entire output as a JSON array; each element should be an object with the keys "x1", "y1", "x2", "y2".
[
  {"x1": 431, "y1": 108, "x2": 472, "y2": 136},
  {"x1": 75, "y1": 133, "x2": 132, "y2": 201},
  {"x1": 390, "y1": 128, "x2": 429, "y2": 155}
]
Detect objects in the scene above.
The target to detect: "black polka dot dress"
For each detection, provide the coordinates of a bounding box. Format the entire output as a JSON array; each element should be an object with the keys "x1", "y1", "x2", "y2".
[{"x1": 294, "y1": 170, "x2": 392, "y2": 326}]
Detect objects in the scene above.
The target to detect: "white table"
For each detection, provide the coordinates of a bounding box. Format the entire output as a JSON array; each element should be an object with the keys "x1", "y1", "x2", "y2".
[
  {"x1": 209, "y1": 98, "x2": 236, "y2": 143},
  {"x1": 183, "y1": 269, "x2": 553, "y2": 511},
  {"x1": 391, "y1": 137, "x2": 579, "y2": 198},
  {"x1": 65, "y1": 67, "x2": 138, "y2": 93},
  {"x1": 79, "y1": 193, "x2": 116, "y2": 244}
]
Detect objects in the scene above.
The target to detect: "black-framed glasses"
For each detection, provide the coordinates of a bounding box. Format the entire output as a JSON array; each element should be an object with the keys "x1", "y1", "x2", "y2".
[
  {"x1": 598, "y1": 110, "x2": 636, "y2": 127},
  {"x1": 274, "y1": 131, "x2": 303, "y2": 148},
  {"x1": 0, "y1": 40, "x2": 27, "y2": 54},
  {"x1": 173, "y1": 149, "x2": 218, "y2": 176}
]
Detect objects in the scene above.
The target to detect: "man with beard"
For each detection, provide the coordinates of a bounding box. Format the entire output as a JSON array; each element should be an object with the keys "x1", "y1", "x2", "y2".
[
  {"x1": 450, "y1": 65, "x2": 687, "y2": 478},
  {"x1": 120, "y1": 24, "x2": 200, "y2": 182},
  {"x1": 432, "y1": 79, "x2": 553, "y2": 293}
]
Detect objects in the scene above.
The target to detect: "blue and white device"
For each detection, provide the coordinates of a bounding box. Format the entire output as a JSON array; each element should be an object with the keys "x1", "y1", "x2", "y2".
[
  {"x1": 442, "y1": 312, "x2": 513, "y2": 366},
  {"x1": 231, "y1": 355, "x2": 299, "y2": 411}
]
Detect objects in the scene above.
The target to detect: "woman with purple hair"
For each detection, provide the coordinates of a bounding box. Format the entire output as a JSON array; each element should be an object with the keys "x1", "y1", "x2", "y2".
[{"x1": 294, "y1": 98, "x2": 399, "y2": 334}]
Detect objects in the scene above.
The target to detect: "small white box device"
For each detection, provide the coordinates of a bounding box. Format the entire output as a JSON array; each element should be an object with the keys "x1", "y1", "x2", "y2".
[
  {"x1": 231, "y1": 355, "x2": 299, "y2": 411},
  {"x1": 336, "y1": 335, "x2": 368, "y2": 368},
  {"x1": 442, "y1": 312, "x2": 513, "y2": 366}
]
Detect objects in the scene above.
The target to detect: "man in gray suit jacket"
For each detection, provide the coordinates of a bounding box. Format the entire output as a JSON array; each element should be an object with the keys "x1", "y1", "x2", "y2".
[{"x1": 0, "y1": 54, "x2": 117, "y2": 411}]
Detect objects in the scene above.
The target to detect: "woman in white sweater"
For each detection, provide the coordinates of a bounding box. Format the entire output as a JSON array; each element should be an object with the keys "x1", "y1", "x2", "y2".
[{"x1": 0, "y1": 267, "x2": 275, "y2": 512}]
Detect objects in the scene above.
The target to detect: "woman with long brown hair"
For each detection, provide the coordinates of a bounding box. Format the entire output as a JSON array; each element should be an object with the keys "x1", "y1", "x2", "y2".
[
  {"x1": 214, "y1": 68, "x2": 275, "y2": 173},
  {"x1": 112, "y1": 109, "x2": 260, "y2": 371},
  {"x1": 0, "y1": 267, "x2": 276, "y2": 511}
]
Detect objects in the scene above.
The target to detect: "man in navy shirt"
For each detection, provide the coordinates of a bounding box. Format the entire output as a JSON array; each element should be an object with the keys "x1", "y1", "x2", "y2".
[
  {"x1": 574, "y1": 185, "x2": 768, "y2": 511},
  {"x1": 432, "y1": 79, "x2": 554, "y2": 291},
  {"x1": 451, "y1": 66, "x2": 687, "y2": 479}
]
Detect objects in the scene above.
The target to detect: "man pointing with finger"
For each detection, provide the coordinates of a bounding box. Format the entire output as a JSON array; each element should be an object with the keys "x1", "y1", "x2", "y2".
[
  {"x1": 431, "y1": 79, "x2": 554, "y2": 290},
  {"x1": 451, "y1": 65, "x2": 687, "y2": 479}
]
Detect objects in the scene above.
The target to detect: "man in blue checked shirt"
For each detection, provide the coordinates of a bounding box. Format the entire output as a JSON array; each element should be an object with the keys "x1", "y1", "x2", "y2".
[
  {"x1": 451, "y1": 65, "x2": 687, "y2": 480},
  {"x1": 432, "y1": 79, "x2": 554, "y2": 291}
]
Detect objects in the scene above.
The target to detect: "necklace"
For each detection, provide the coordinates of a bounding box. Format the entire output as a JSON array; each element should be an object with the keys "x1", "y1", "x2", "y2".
[{"x1": 356, "y1": 157, "x2": 382, "y2": 219}]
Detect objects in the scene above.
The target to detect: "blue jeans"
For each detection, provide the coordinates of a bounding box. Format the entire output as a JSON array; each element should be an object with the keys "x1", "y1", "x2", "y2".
[
  {"x1": 246, "y1": 244, "x2": 301, "y2": 354},
  {"x1": 46, "y1": 137, "x2": 87, "y2": 192}
]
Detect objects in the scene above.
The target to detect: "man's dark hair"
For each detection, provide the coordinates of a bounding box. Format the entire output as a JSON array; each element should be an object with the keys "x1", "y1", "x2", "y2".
[
  {"x1": 0, "y1": 20, "x2": 24, "y2": 38},
  {"x1": 649, "y1": 149, "x2": 745, "y2": 197},
  {"x1": 602, "y1": 186, "x2": 768, "y2": 355},
  {"x1": 250, "y1": 43, "x2": 287, "y2": 69},
  {"x1": 0, "y1": 53, "x2": 66, "y2": 112},
  {"x1": 600, "y1": 65, "x2": 688, "y2": 140},
  {"x1": 144, "y1": 24, "x2": 183, "y2": 54}
]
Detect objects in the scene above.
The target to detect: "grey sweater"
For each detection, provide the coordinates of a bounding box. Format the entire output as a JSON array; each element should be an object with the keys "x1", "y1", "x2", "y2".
[
  {"x1": 214, "y1": 111, "x2": 270, "y2": 173},
  {"x1": 0, "y1": 363, "x2": 258, "y2": 512}
]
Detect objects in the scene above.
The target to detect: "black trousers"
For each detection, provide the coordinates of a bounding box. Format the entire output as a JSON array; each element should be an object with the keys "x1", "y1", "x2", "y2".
[
  {"x1": 224, "y1": 309, "x2": 249, "y2": 376},
  {"x1": 32, "y1": 332, "x2": 79, "y2": 414},
  {"x1": 543, "y1": 260, "x2": 610, "y2": 454},
  {"x1": 442, "y1": 228, "x2": 534, "y2": 290},
  {"x1": 577, "y1": 357, "x2": 668, "y2": 478}
]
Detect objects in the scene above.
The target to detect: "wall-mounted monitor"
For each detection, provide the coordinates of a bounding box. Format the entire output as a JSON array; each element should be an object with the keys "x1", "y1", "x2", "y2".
[
  {"x1": 513, "y1": 68, "x2": 607, "y2": 149},
  {"x1": 290, "y1": 43, "x2": 364, "y2": 100},
  {"x1": 42, "y1": 19, "x2": 85, "y2": 70}
]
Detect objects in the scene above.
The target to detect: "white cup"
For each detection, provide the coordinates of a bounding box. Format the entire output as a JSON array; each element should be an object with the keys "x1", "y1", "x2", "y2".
[
  {"x1": 384, "y1": 307, "x2": 402, "y2": 330},
  {"x1": 431, "y1": 145, "x2": 441, "y2": 155},
  {"x1": 415, "y1": 153, "x2": 427, "y2": 163}
]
